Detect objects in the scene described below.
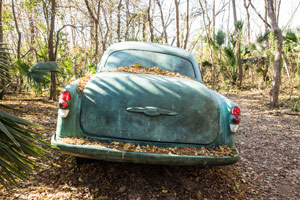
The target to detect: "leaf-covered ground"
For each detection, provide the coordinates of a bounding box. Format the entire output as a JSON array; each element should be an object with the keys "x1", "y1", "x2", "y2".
[{"x1": 0, "y1": 89, "x2": 299, "y2": 199}]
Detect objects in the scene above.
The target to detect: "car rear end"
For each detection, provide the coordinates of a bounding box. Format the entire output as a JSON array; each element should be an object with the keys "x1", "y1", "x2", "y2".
[{"x1": 52, "y1": 74, "x2": 240, "y2": 166}]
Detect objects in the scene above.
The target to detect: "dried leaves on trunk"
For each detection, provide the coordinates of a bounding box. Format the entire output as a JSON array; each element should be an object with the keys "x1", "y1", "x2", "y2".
[
  {"x1": 77, "y1": 64, "x2": 191, "y2": 93},
  {"x1": 60, "y1": 137, "x2": 237, "y2": 157}
]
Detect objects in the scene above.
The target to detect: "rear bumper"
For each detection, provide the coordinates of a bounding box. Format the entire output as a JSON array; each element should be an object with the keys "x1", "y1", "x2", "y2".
[{"x1": 51, "y1": 133, "x2": 239, "y2": 166}]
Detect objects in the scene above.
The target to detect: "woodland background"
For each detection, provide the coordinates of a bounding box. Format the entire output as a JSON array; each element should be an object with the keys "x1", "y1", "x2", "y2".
[
  {"x1": 0, "y1": 0, "x2": 300, "y2": 199},
  {"x1": 0, "y1": 0, "x2": 299, "y2": 109}
]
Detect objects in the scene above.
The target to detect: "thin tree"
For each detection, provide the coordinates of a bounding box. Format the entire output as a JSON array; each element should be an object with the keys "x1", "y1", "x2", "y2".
[
  {"x1": 243, "y1": 0, "x2": 251, "y2": 43},
  {"x1": 148, "y1": 0, "x2": 154, "y2": 42},
  {"x1": 85, "y1": 0, "x2": 101, "y2": 61},
  {"x1": 232, "y1": 0, "x2": 243, "y2": 87},
  {"x1": 174, "y1": 0, "x2": 180, "y2": 47},
  {"x1": 117, "y1": 0, "x2": 122, "y2": 42},
  {"x1": 266, "y1": 0, "x2": 283, "y2": 107},
  {"x1": 156, "y1": 0, "x2": 168, "y2": 43},
  {"x1": 48, "y1": 0, "x2": 57, "y2": 101},
  {"x1": 183, "y1": 0, "x2": 189, "y2": 49},
  {"x1": 212, "y1": 0, "x2": 215, "y2": 40},
  {"x1": 263, "y1": 0, "x2": 270, "y2": 84},
  {"x1": 198, "y1": 0, "x2": 215, "y2": 90},
  {"x1": 12, "y1": 0, "x2": 21, "y2": 60}
]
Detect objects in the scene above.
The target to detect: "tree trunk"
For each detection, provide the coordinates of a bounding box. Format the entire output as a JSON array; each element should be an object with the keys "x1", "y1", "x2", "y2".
[
  {"x1": 117, "y1": 0, "x2": 122, "y2": 42},
  {"x1": 174, "y1": 0, "x2": 180, "y2": 47},
  {"x1": 48, "y1": 0, "x2": 56, "y2": 101},
  {"x1": 232, "y1": 0, "x2": 243, "y2": 87},
  {"x1": 29, "y1": 11, "x2": 35, "y2": 48},
  {"x1": 267, "y1": 0, "x2": 283, "y2": 108},
  {"x1": 199, "y1": 0, "x2": 215, "y2": 90},
  {"x1": 131, "y1": 2, "x2": 136, "y2": 40},
  {"x1": 125, "y1": 0, "x2": 130, "y2": 41},
  {"x1": 108, "y1": 1, "x2": 113, "y2": 44},
  {"x1": 85, "y1": 0, "x2": 101, "y2": 61},
  {"x1": 12, "y1": 0, "x2": 21, "y2": 60},
  {"x1": 275, "y1": 0, "x2": 281, "y2": 23},
  {"x1": 147, "y1": 0, "x2": 154, "y2": 42},
  {"x1": 183, "y1": 0, "x2": 189, "y2": 49},
  {"x1": 263, "y1": 0, "x2": 270, "y2": 84},
  {"x1": 156, "y1": 0, "x2": 168, "y2": 43},
  {"x1": 142, "y1": 13, "x2": 147, "y2": 41},
  {"x1": 212, "y1": 0, "x2": 215, "y2": 40},
  {"x1": 96, "y1": 1, "x2": 101, "y2": 58},
  {"x1": 243, "y1": 0, "x2": 251, "y2": 43},
  {"x1": 90, "y1": 17, "x2": 95, "y2": 54}
]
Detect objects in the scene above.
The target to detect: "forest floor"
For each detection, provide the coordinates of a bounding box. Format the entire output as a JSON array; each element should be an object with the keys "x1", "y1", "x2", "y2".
[{"x1": 0, "y1": 89, "x2": 299, "y2": 200}]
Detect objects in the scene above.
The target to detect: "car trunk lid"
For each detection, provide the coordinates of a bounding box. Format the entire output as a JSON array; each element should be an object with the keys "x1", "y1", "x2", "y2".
[{"x1": 80, "y1": 72, "x2": 220, "y2": 145}]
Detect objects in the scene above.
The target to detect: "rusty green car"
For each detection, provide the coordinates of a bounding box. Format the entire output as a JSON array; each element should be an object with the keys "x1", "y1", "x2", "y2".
[{"x1": 51, "y1": 42, "x2": 240, "y2": 165}]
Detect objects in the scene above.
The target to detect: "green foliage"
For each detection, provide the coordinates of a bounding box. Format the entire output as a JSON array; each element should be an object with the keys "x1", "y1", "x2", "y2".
[
  {"x1": 290, "y1": 95, "x2": 300, "y2": 112},
  {"x1": 87, "y1": 63, "x2": 96, "y2": 74},
  {"x1": 223, "y1": 46, "x2": 236, "y2": 67},
  {"x1": 201, "y1": 60, "x2": 212, "y2": 68},
  {"x1": 256, "y1": 30, "x2": 270, "y2": 44},
  {"x1": 235, "y1": 20, "x2": 244, "y2": 33},
  {"x1": 0, "y1": 44, "x2": 11, "y2": 97},
  {"x1": 285, "y1": 30, "x2": 298, "y2": 43},
  {"x1": 0, "y1": 105, "x2": 50, "y2": 188},
  {"x1": 215, "y1": 30, "x2": 225, "y2": 47},
  {"x1": 228, "y1": 33, "x2": 236, "y2": 47},
  {"x1": 13, "y1": 60, "x2": 55, "y2": 95},
  {"x1": 1, "y1": 6, "x2": 14, "y2": 32},
  {"x1": 242, "y1": 44, "x2": 256, "y2": 57},
  {"x1": 15, "y1": 59, "x2": 30, "y2": 76},
  {"x1": 61, "y1": 59, "x2": 73, "y2": 78},
  {"x1": 0, "y1": 46, "x2": 50, "y2": 187}
]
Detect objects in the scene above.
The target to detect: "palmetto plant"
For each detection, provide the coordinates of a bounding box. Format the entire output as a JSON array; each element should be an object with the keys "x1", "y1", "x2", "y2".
[
  {"x1": 0, "y1": 105, "x2": 50, "y2": 187},
  {"x1": 0, "y1": 44, "x2": 10, "y2": 99},
  {"x1": 283, "y1": 29, "x2": 300, "y2": 75},
  {"x1": 0, "y1": 43, "x2": 50, "y2": 188}
]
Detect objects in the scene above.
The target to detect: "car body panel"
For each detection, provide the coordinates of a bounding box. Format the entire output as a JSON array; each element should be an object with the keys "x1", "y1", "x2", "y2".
[
  {"x1": 51, "y1": 133, "x2": 239, "y2": 166},
  {"x1": 80, "y1": 72, "x2": 220, "y2": 145}
]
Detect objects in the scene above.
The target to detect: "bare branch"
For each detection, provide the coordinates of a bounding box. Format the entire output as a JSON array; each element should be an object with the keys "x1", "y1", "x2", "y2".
[
  {"x1": 54, "y1": 25, "x2": 77, "y2": 59},
  {"x1": 283, "y1": 0, "x2": 300, "y2": 31},
  {"x1": 248, "y1": 0, "x2": 271, "y2": 28}
]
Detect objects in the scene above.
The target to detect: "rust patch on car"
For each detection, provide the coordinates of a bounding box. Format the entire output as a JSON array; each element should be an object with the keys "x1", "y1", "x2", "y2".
[{"x1": 60, "y1": 137, "x2": 237, "y2": 157}]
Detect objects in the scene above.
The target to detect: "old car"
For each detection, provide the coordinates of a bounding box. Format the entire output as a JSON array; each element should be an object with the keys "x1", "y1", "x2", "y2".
[{"x1": 51, "y1": 41, "x2": 240, "y2": 166}]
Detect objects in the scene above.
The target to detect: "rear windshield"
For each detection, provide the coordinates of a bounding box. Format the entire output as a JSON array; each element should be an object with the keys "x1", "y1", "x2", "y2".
[{"x1": 102, "y1": 50, "x2": 196, "y2": 78}]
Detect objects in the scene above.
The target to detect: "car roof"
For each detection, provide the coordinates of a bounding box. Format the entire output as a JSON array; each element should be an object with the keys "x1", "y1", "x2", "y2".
[{"x1": 107, "y1": 41, "x2": 193, "y2": 60}]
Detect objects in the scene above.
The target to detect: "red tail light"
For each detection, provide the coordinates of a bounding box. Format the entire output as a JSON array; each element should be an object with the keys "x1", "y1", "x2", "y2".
[
  {"x1": 232, "y1": 116, "x2": 240, "y2": 124},
  {"x1": 59, "y1": 100, "x2": 68, "y2": 109},
  {"x1": 60, "y1": 91, "x2": 71, "y2": 101},
  {"x1": 59, "y1": 91, "x2": 71, "y2": 109},
  {"x1": 231, "y1": 106, "x2": 240, "y2": 115}
]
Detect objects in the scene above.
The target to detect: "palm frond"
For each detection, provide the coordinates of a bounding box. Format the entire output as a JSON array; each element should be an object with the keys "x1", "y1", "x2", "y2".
[
  {"x1": 256, "y1": 30, "x2": 270, "y2": 44},
  {"x1": 0, "y1": 107, "x2": 50, "y2": 188},
  {"x1": 224, "y1": 46, "x2": 236, "y2": 67},
  {"x1": 285, "y1": 30, "x2": 298, "y2": 43},
  {"x1": 235, "y1": 20, "x2": 244, "y2": 32}
]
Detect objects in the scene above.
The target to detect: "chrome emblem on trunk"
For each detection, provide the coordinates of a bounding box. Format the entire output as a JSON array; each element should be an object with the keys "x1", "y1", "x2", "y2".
[{"x1": 126, "y1": 106, "x2": 177, "y2": 117}]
